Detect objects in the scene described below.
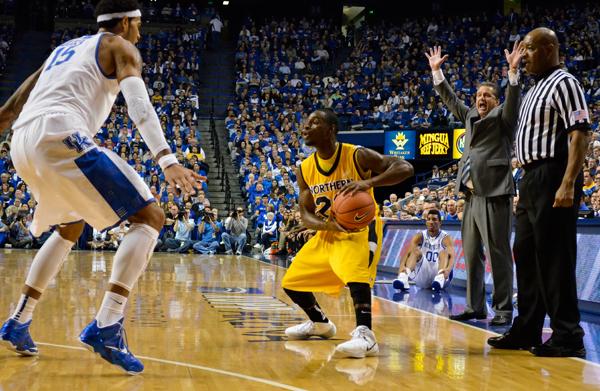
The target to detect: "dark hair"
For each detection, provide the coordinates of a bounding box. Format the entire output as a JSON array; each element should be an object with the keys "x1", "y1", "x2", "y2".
[
  {"x1": 315, "y1": 108, "x2": 340, "y2": 134},
  {"x1": 426, "y1": 208, "x2": 441, "y2": 220},
  {"x1": 478, "y1": 81, "x2": 500, "y2": 99},
  {"x1": 95, "y1": 0, "x2": 141, "y2": 29}
]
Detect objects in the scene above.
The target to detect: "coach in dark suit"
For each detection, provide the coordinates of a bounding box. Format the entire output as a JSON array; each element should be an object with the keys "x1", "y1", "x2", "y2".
[{"x1": 426, "y1": 44, "x2": 522, "y2": 325}]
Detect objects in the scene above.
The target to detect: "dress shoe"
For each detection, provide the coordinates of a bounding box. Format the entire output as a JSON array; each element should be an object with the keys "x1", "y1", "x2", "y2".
[
  {"x1": 449, "y1": 311, "x2": 486, "y2": 321},
  {"x1": 490, "y1": 314, "x2": 512, "y2": 326},
  {"x1": 487, "y1": 330, "x2": 538, "y2": 350},
  {"x1": 530, "y1": 339, "x2": 586, "y2": 358}
]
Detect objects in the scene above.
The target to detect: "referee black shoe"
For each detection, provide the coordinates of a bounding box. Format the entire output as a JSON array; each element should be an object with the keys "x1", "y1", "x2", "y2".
[
  {"x1": 449, "y1": 311, "x2": 486, "y2": 321},
  {"x1": 487, "y1": 330, "x2": 538, "y2": 350},
  {"x1": 530, "y1": 339, "x2": 586, "y2": 358}
]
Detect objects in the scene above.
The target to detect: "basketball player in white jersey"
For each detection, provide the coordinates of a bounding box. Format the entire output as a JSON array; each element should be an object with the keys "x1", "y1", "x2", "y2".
[
  {"x1": 393, "y1": 209, "x2": 455, "y2": 292},
  {"x1": 0, "y1": 0, "x2": 203, "y2": 374}
]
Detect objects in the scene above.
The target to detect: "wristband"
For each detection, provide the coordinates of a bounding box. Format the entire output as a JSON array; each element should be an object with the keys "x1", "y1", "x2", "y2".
[{"x1": 158, "y1": 154, "x2": 178, "y2": 170}]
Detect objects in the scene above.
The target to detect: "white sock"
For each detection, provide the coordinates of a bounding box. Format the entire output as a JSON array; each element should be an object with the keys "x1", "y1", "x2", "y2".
[
  {"x1": 25, "y1": 231, "x2": 74, "y2": 292},
  {"x1": 11, "y1": 294, "x2": 38, "y2": 324},
  {"x1": 109, "y1": 223, "x2": 158, "y2": 291},
  {"x1": 95, "y1": 291, "x2": 128, "y2": 328}
]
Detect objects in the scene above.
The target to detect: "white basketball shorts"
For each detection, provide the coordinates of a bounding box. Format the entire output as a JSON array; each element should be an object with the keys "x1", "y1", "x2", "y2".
[{"x1": 11, "y1": 114, "x2": 154, "y2": 237}]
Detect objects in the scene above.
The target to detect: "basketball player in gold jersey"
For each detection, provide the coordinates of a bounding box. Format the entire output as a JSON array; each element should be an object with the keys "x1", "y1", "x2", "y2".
[{"x1": 282, "y1": 109, "x2": 413, "y2": 358}]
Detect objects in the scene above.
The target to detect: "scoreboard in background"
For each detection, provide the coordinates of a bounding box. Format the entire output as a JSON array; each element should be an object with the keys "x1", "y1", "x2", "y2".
[{"x1": 384, "y1": 129, "x2": 465, "y2": 160}]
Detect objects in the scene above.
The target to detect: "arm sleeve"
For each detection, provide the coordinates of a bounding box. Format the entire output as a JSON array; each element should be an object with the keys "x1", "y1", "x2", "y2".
[
  {"x1": 432, "y1": 69, "x2": 445, "y2": 86},
  {"x1": 120, "y1": 76, "x2": 172, "y2": 156}
]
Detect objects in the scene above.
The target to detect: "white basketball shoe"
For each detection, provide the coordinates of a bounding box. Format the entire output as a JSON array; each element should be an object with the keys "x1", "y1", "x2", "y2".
[
  {"x1": 334, "y1": 326, "x2": 379, "y2": 358},
  {"x1": 285, "y1": 320, "x2": 337, "y2": 340}
]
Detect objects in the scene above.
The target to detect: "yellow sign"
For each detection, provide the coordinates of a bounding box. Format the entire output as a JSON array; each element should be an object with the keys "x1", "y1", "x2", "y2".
[
  {"x1": 453, "y1": 129, "x2": 466, "y2": 159},
  {"x1": 418, "y1": 132, "x2": 450, "y2": 156}
]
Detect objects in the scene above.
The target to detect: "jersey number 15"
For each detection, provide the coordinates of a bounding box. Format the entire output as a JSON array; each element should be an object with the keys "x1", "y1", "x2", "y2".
[{"x1": 45, "y1": 46, "x2": 77, "y2": 71}]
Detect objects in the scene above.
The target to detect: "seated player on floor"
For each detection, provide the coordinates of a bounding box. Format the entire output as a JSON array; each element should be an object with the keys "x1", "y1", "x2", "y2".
[{"x1": 393, "y1": 209, "x2": 455, "y2": 291}]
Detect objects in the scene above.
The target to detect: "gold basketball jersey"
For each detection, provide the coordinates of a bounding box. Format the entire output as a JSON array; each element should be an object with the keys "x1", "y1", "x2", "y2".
[{"x1": 299, "y1": 143, "x2": 377, "y2": 219}]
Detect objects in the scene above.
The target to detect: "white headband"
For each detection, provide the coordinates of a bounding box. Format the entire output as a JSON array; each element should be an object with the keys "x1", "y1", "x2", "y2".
[{"x1": 97, "y1": 9, "x2": 141, "y2": 23}]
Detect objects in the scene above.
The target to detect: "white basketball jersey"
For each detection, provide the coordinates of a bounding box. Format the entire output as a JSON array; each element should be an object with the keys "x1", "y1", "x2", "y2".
[
  {"x1": 420, "y1": 229, "x2": 448, "y2": 264},
  {"x1": 13, "y1": 33, "x2": 120, "y2": 138}
]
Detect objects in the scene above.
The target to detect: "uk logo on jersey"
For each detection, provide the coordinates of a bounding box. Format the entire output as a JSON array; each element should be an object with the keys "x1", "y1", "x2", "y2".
[{"x1": 63, "y1": 132, "x2": 94, "y2": 153}]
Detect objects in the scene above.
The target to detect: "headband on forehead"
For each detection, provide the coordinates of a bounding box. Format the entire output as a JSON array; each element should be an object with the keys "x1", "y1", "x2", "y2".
[{"x1": 97, "y1": 9, "x2": 141, "y2": 23}]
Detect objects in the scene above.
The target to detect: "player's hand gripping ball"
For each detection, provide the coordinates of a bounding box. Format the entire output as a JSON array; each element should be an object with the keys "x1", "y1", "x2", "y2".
[{"x1": 332, "y1": 191, "x2": 376, "y2": 230}]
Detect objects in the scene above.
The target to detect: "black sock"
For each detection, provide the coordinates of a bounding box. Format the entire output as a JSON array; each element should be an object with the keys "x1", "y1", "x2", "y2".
[
  {"x1": 348, "y1": 282, "x2": 372, "y2": 329},
  {"x1": 283, "y1": 288, "x2": 329, "y2": 323}
]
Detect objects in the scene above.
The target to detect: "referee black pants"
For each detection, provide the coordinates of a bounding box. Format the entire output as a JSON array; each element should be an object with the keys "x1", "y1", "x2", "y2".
[{"x1": 512, "y1": 160, "x2": 584, "y2": 345}]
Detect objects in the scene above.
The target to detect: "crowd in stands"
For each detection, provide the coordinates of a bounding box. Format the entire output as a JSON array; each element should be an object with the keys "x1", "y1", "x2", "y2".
[
  {"x1": 0, "y1": 4, "x2": 599, "y2": 257},
  {"x1": 0, "y1": 24, "x2": 13, "y2": 77},
  {"x1": 231, "y1": 4, "x2": 600, "y2": 133},
  {"x1": 227, "y1": 3, "x2": 600, "y2": 257},
  {"x1": 53, "y1": 0, "x2": 215, "y2": 24}
]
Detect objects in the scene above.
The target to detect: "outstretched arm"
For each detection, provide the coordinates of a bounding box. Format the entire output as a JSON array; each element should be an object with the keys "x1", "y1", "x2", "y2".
[
  {"x1": 339, "y1": 148, "x2": 414, "y2": 196},
  {"x1": 0, "y1": 65, "x2": 43, "y2": 132},
  {"x1": 501, "y1": 40, "x2": 524, "y2": 134},
  {"x1": 108, "y1": 37, "x2": 204, "y2": 195},
  {"x1": 426, "y1": 46, "x2": 469, "y2": 123}
]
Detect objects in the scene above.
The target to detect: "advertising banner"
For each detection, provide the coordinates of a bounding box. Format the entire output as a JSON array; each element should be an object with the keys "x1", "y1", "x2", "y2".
[
  {"x1": 384, "y1": 130, "x2": 416, "y2": 159},
  {"x1": 452, "y1": 128, "x2": 466, "y2": 159}
]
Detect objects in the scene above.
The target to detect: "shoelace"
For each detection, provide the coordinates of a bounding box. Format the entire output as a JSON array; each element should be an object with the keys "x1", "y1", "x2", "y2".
[
  {"x1": 113, "y1": 326, "x2": 130, "y2": 354},
  {"x1": 298, "y1": 320, "x2": 315, "y2": 333},
  {"x1": 350, "y1": 327, "x2": 370, "y2": 341}
]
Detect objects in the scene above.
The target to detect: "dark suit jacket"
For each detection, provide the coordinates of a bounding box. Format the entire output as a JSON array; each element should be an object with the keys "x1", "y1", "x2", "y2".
[{"x1": 434, "y1": 79, "x2": 520, "y2": 197}]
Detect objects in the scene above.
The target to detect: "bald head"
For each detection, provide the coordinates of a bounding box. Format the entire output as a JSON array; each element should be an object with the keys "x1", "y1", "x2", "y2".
[
  {"x1": 529, "y1": 27, "x2": 559, "y2": 46},
  {"x1": 523, "y1": 27, "x2": 560, "y2": 75}
]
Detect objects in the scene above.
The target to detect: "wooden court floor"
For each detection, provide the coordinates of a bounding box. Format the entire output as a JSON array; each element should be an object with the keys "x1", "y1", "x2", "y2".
[{"x1": 0, "y1": 250, "x2": 599, "y2": 390}]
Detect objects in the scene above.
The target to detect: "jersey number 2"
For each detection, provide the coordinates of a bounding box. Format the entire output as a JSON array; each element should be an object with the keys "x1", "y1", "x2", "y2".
[{"x1": 315, "y1": 196, "x2": 331, "y2": 218}]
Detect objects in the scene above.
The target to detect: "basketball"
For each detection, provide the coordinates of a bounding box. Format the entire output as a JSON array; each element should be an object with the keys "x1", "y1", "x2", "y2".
[{"x1": 332, "y1": 190, "x2": 376, "y2": 230}]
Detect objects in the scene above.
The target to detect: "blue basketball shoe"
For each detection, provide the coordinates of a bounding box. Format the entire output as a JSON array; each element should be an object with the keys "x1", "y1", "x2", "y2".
[
  {"x1": 393, "y1": 272, "x2": 409, "y2": 291},
  {"x1": 79, "y1": 318, "x2": 143, "y2": 375},
  {"x1": 0, "y1": 318, "x2": 39, "y2": 356}
]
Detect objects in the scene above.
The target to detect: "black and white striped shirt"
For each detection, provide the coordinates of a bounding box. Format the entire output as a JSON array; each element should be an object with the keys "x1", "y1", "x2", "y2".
[{"x1": 516, "y1": 67, "x2": 590, "y2": 165}]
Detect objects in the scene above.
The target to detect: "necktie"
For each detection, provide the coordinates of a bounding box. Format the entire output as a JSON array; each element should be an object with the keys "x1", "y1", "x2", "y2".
[{"x1": 461, "y1": 156, "x2": 474, "y2": 190}]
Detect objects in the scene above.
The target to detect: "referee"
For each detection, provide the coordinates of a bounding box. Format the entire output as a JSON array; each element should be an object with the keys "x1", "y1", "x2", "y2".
[{"x1": 488, "y1": 28, "x2": 589, "y2": 358}]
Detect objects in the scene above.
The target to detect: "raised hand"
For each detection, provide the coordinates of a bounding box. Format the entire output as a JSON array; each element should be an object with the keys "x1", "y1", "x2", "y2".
[
  {"x1": 505, "y1": 40, "x2": 525, "y2": 71},
  {"x1": 425, "y1": 46, "x2": 449, "y2": 71}
]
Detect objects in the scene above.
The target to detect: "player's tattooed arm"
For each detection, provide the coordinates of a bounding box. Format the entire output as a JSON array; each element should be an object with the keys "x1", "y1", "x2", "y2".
[
  {"x1": 340, "y1": 148, "x2": 414, "y2": 196},
  {"x1": 0, "y1": 65, "x2": 43, "y2": 132}
]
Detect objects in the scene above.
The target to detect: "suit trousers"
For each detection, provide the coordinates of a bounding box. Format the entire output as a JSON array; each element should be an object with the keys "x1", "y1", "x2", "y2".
[
  {"x1": 512, "y1": 160, "x2": 584, "y2": 344},
  {"x1": 462, "y1": 192, "x2": 513, "y2": 316}
]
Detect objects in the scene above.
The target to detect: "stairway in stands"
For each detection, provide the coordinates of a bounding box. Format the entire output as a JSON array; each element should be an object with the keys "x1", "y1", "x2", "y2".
[
  {"x1": 195, "y1": 30, "x2": 243, "y2": 214},
  {"x1": 0, "y1": 31, "x2": 51, "y2": 105},
  {"x1": 197, "y1": 118, "x2": 244, "y2": 215},
  {"x1": 196, "y1": 34, "x2": 235, "y2": 118}
]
